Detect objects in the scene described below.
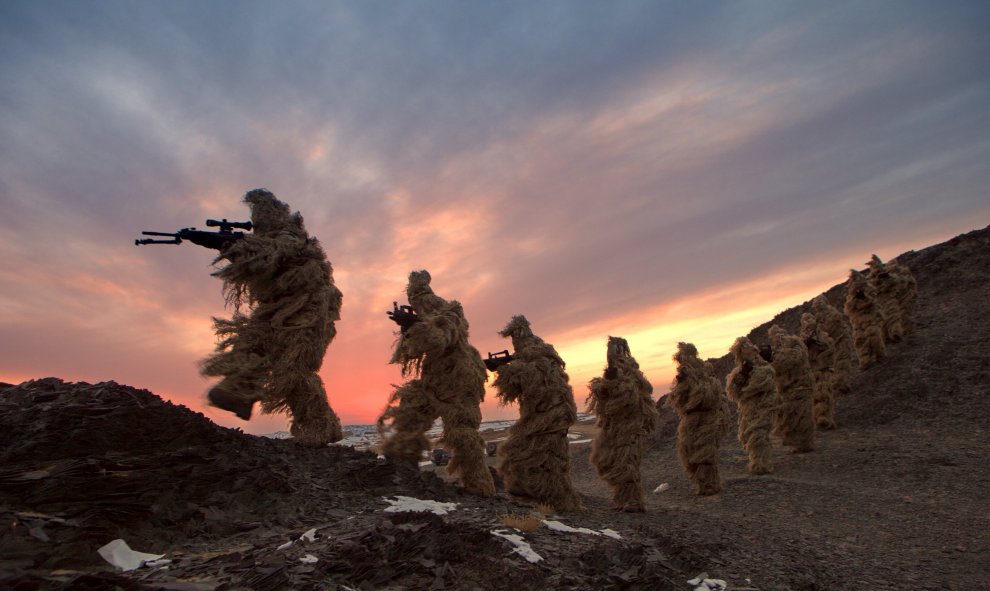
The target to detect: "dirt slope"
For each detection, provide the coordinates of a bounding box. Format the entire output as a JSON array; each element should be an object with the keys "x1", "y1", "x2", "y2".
[{"x1": 1, "y1": 225, "x2": 988, "y2": 590}]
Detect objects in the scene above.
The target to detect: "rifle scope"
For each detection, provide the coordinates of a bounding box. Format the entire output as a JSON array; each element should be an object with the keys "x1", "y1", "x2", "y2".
[{"x1": 206, "y1": 219, "x2": 253, "y2": 231}]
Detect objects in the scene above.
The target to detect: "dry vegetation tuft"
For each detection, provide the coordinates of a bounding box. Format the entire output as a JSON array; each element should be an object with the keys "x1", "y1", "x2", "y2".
[
  {"x1": 500, "y1": 512, "x2": 543, "y2": 532},
  {"x1": 533, "y1": 503, "x2": 556, "y2": 516}
]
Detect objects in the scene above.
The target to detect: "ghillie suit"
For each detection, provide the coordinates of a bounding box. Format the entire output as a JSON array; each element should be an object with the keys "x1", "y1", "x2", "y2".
[
  {"x1": 844, "y1": 269, "x2": 886, "y2": 369},
  {"x1": 377, "y1": 271, "x2": 495, "y2": 497},
  {"x1": 587, "y1": 337, "x2": 659, "y2": 510},
  {"x1": 201, "y1": 189, "x2": 343, "y2": 447},
  {"x1": 768, "y1": 325, "x2": 816, "y2": 453},
  {"x1": 800, "y1": 313, "x2": 837, "y2": 430},
  {"x1": 666, "y1": 342, "x2": 730, "y2": 496},
  {"x1": 493, "y1": 316, "x2": 583, "y2": 511},
  {"x1": 889, "y1": 260, "x2": 918, "y2": 336},
  {"x1": 868, "y1": 255, "x2": 904, "y2": 344},
  {"x1": 726, "y1": 337, "x2": 779, "y2": 474},
  {"x1": 811, "y1": 295, "x2": 855, "y2": 396}
]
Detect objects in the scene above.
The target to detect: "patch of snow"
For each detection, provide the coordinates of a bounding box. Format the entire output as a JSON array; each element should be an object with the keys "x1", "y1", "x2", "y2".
[
  {"x1": 491, "y1": 529, "x2": 543, "y2": 563},
  {"x1": 382, "y1": 496, "x2": 458, "y2": 515},
  {"x1": 332, "y1": 434, "x2": 377, "y2": 450},
  {"x1": 305, "y1": 416, "x2": 539, "y2": 450},
  {"x1": 97, "y1": 539, "x2": 165, "y2": 572},
  {"x1": 687, "y1": 573, "x2": 728, "y2": 591},
  {"x1": 479, "y1": 420, "x2": 517, "y2": 433},
  {"x1": 653, "y1": 483, "x2": 670, "y2": 494},
  {"x1": 277, "y1": 528, "x2": 321, "y2": 552},
  {"x1": 300, "y1": 554, "x2": 319, "y2": 564},
  {"x1": 543, "y1": 520, "x2": 622, "y2": 539},
  {"x1": 543, "y1": 520, "x2": 597, "y2": 535},
  {"x1": 262, "y1": 431, "x2": 293, "y2": 440}
]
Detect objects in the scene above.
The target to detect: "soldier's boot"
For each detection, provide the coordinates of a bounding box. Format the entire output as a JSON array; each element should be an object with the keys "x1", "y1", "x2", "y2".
[
  {"x1": 748, "y1": 445, "x2": 773, "y2": 475},
  {"x1": 816, "y1": 412, "x2": 836, "y2": 430},
  {"x1": 381, "y1": 431, "x2": 431, "y2": 464},
  {"x1": 693, "y1": 464, "x2": 723, "y2": 496},
  {"x1": 613, "y1": 482, "x2": 645, "y2": 512},
  {"x1": 208, "y1": 386, "x2": 255, "y2": 420}
]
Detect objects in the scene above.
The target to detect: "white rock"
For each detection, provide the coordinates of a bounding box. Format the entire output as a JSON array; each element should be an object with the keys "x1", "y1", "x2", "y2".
[
  {"x1": 97, "y1": 539, "x2": 165, "y2": 572},
  {"x1": 300, "y1": 528, "x2": 317, "y2": 542}
]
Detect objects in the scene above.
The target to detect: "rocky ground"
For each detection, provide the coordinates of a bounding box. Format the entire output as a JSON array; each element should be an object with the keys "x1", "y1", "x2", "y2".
[{"x1": 1, "y1": 226, "x2": 988, "y2": 590}]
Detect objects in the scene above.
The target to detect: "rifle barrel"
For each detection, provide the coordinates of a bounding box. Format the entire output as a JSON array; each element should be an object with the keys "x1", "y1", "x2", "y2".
[
  {"x1": 141, "y1": 231, "x2": 179, "y2": 237},
  {"x1": 135, "y1": 237, "x2": 182, "y2": 245}
]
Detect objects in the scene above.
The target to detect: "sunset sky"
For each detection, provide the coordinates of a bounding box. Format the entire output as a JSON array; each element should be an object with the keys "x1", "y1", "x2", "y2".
[{"x1": 1, "y1": 2, "x2": 988, "y2": 435}]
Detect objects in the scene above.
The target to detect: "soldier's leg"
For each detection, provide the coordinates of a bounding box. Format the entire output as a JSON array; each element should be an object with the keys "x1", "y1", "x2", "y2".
[
  {"x1": 832, "y1": 337, "x2": 854, "y2": 396},
  {"x1": 745, "y1": 418, "x2": 774, "y2": 475},
  {"x1": 613, "y1": 478, "x2": 647, "y2": 512},
  {"x1": 591, "y1": 432, "x2": 640, "y2": 511},
  {"x1": 814, "y1": 373, "x2": 837, "y2": 430},
  {"x1": 202, "y1": 315, "x2": 268, "y2": 420},
  {"x1": 786, "y1": 394, "x2": 816, "y2": 453},
  {"x1": 286, "y1": 375, "x2": 343, "y2": 446},
  {"x1": 265, "y1": 327, "x2": 343, "y2": 446},
  {"x1": 685, "y1": 415, "x2": 724, "y2": 495},
  {"x1": 378, "y1": 381, "x2": 436, "y2": 464},
  {"x1": 440, "y1": 403, "x2": 496, "y2": 498},
  {"x1": 608, "y1": 444, "x2": 645, "y2": 511},
  {"x1": 496, "y1": 423, "x2": 527, "y2": 496},
  {"x1": 748, "y1": 441, "x2": 773, "y2": 475}
]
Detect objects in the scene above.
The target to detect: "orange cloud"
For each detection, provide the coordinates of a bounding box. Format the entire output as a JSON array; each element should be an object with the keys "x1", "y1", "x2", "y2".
[{"x1": 539, "y1": 252, "x2": 872, "y2": 407}]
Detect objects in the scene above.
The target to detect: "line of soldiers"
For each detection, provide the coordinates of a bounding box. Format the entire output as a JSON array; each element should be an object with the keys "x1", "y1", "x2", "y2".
[
  {"x1": 376, "y1": 276, "x2": 655, "y2": 512},
  {"x1": 716, "y1": 257, "x2": 916, "y2": 488},
  {"x1": 193, "y1": 190, "x2": 654, "y2": 511},
  {"x1": 196, "y1": 189, "x2": 916, "y2": 512}
]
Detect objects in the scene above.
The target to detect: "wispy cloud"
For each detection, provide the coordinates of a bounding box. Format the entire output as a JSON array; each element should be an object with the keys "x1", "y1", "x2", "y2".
[{"x1": 1, "y1": 1, "x2": 988, "y2": 431}]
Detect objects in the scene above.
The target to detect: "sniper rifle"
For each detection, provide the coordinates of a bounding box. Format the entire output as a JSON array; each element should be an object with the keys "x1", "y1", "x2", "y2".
[{"x1": 135, "y1": 219, "x2": 252, "y2": 250}]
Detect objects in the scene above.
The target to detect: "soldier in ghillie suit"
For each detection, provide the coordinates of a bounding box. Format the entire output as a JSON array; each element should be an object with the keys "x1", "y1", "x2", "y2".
[
  {"x1": 587, "y1": 337, "x2": 658, "y2": 510},
  {"x1": 800, "y1": 313, "x2": 837, "y2": 430},
  {"x1": 666, "y1": 342, "x2": 730, "y2": 496},
  {"x1": 202, "y1": 189, "x2": 344, "y2": 446},
  {"x1": 889, "y1": 260, "x2": 918, "y2": 335},
  {"x1": 811, "y1": 295, "x2": 855, "y2": 396},
  {"x1": 844, "y1": 269, "x2": 886, "y2": 369},
  {"x1": 377, "y1": 271, "x2": 495, "y2": 497},
  {"x1": 868, "y1": 255, "x2": 904, "y2": 344},
  {"x1": 492, "y1": 316, "x2": 584, "y2": 511},
  {"x1": 726, "y1": 337, "x2": 779, "y2": 474},
  {"x1": 768, "y1": 325, "x2": 816, "y2": 453}
]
